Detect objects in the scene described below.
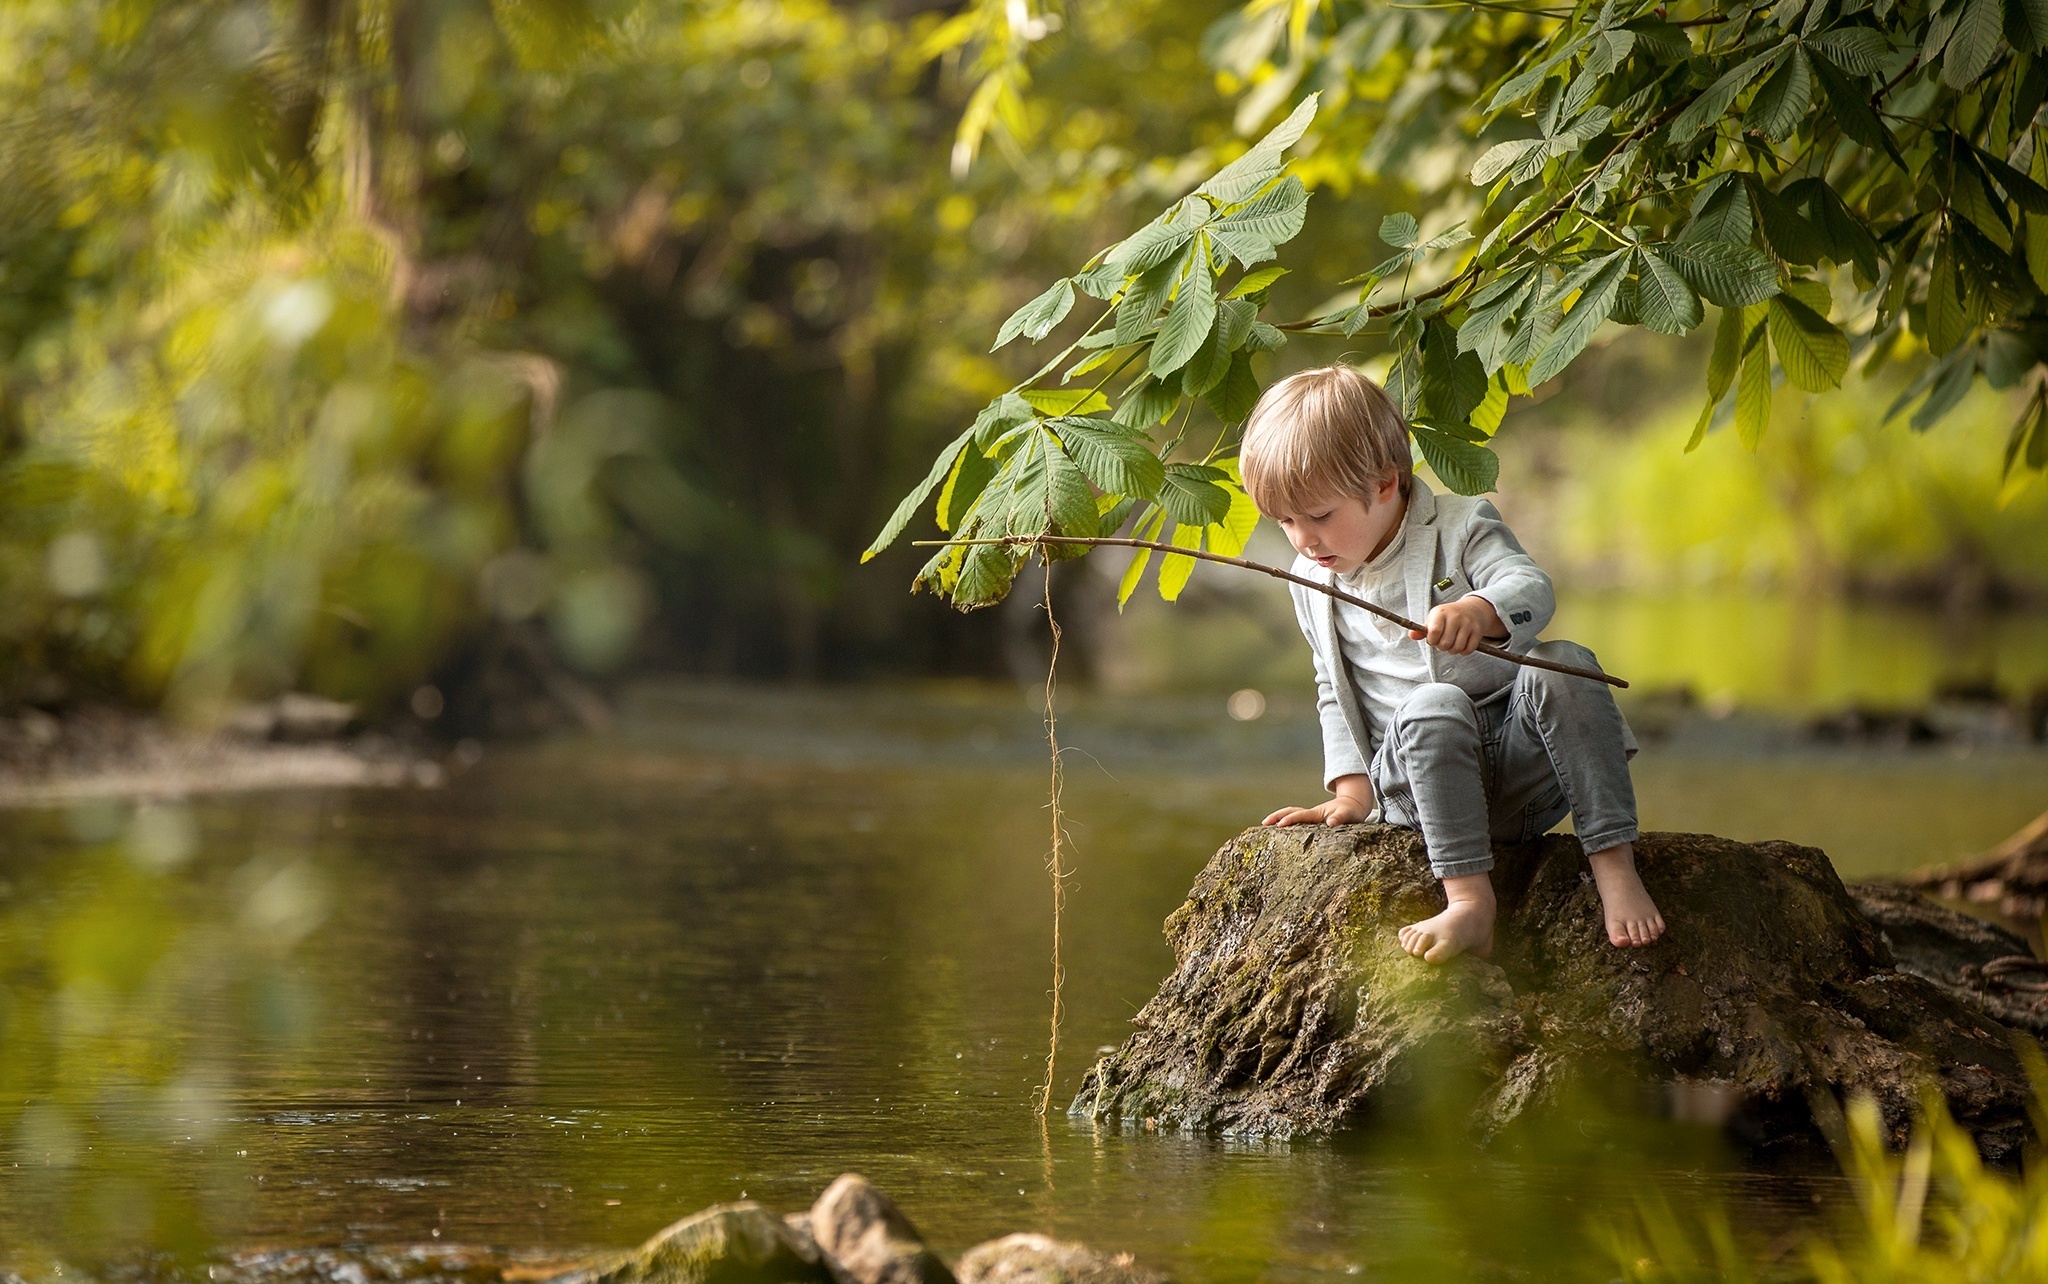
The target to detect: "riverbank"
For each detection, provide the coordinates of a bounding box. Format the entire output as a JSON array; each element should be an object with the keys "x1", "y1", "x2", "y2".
[{"x1": 0, "y1": 698, "x2": 461, "y2": 808}]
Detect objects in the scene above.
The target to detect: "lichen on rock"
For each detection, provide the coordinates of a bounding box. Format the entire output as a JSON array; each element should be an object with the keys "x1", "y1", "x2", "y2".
[{"x1": 1070, "y1": 824, "x2": 2035, "y2": 1156}]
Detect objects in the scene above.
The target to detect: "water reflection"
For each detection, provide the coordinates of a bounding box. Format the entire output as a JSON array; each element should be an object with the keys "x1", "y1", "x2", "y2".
[{"x1": 0, "y1": 682, "x2": 2040, "y2": 1276}]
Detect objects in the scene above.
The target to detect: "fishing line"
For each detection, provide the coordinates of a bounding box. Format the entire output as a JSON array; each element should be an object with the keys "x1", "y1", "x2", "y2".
[{"x1": 1037, "y1": 559, "x2": 1068, "y2": 1122}]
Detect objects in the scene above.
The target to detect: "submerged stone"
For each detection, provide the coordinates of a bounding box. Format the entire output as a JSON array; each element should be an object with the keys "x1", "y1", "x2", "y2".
[
  {"x1": 1070, "y1": 825, "x2": 2035, "y2": 1155},
  {"x1": 954, "y1": 1234, "x2": 1167, "y2": 1284}
]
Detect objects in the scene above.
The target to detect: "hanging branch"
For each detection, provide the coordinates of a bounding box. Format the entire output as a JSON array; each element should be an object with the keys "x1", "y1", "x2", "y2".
[{"x1": 914, "y1": 534, "x2": 1629, "y2": 689}]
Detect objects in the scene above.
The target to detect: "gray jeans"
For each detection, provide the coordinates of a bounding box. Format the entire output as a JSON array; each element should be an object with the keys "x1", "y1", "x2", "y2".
[{"x1": 1372, "y1": 640, "x2": 1639, "y2": 880}]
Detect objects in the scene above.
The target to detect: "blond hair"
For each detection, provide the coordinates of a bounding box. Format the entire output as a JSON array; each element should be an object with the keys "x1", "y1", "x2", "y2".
[{"x1": 1237, "y1": 365, "x2": 1412, "y2": 516}]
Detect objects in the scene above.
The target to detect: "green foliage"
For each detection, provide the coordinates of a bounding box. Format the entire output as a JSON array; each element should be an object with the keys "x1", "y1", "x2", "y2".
[
  {"x1": 1604, "y1": 1084, "x2": 2048, "y2": 1282},
  {"x1": 0, "y1": 0, "x2": 1248, "y2": 704},
  {"x1": 880, "y1": 0, "x2": 2048, "y2": 609},
  {"x1": 868, "y1": 97, "x2": 1321, "y2": 608}
]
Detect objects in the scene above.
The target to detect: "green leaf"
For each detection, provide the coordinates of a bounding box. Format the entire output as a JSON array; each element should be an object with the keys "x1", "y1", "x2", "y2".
[
  {"x1": 1158, "y1": 463, "x2": 1233, "y2": 525},
  {"x1": 1502, "y1": 296, "x2": 1558, "y2": 369},
  {"x1": 1709, "y1": 304, "x2": 1759, "y2": 403},
  {"x1": 1053, "y1": 417, "x2": 1165, "y2": 499},
  {"x1": 993, "y1": 278, "x2": 1075, "y2": 350},
  {"x1": 1115, "y1": 260, "x2": 1176, "y2": 345},
  {"x1": 1623, "y1": 17, "x2": 1693, "y2": 61},
  {"x1": 1927, "y1": 237, "x2": 1971, "y2": 354},
  {"x1": 1459, "y1": 269, "x2": 1542, "y2": 373},
  {"x1": 1950, "y1": 151, "x2": 2016, "y2": 249},
  {"x1": 1633, "y1": 249, "x2": 1706, "y2": 333},
  {"x1": 1744, "y1": 47, "x2": 1813, "y2": 141},
  {"x1": 1021, "y1": 388, "x2": 1110, "y2": 416},
  {"x1": 1527, "y1": 251, "x2": 1629, "y2": 386},
  {"x1": 1182, "y1": 323, "x2": 1235, "y2": 397},
  {"x1": 1245, "y1": 320, "x2": 1286, "y2": 352},
  {"x1": 1657, "y1": 241, "x2": 1781, "y2": 307},
  {"x1": 1215, "y1": 298, "x2": 1259, "y2": 352},
  {"x1": 1807, "y1": 26, "x2": 1891, "y2": 72},
  {"x1": 984, "y1": 427, "x2": 1049, "y2": 537},
  {"x1": 2017, "y1": 0, "x2": 2048, "y2": 51},
  {"x1": 1183, "y1": 299, "x2": 1256, "y2": 398},
  {"x1": 1668, "y1": 47, "x2": 1785, "y2": 143},
  {"x1": 1766, "y1": 293, "x2": 1850, "y2": 390},
  {"x1": 1966, "y1": 138, "x2": 2048, "y2": 213},
  {"x1": 2028, "y1": 211, "x2": 2048, "y2": 294},
  {"x1": 1227, "y1": 265, "x2": 1290, "y2": 298},
  {"x1": 864, "y1": 428, "x2": 972, "y2": 561},
  {"x1": 1470, "y1": 374, "x2": 1511, "y2": 435},
  {"x1": 1735, "y1": 323, "x2": 1774, "y2": 449},
  {"x1": 1914, "y1": 348, "x2": 1979, "y2": 429},
  {"x1": 1783, "y1": 178, "x2": 1883, "y2": 282},
  {"x1": 1411, "y1": 425, "x2": 1501, "y2": 494},
  {"x1": 1487, "y1": 34, "x2": 1591, "y2": 110},
  {"x1": 1197, "y1": 93, "x2": 1321, "y2": 203},
  {"x1": 1749, "y1": 178, "x2": 1830, "y2": 266},
  {"x1": 1219, "y1": 176, "x2": 1311, "y2": 248},
  {"x1": 2004, "y1": 388, "x2": 2048, "y2": 476},
  {"x1": 1690, "y1": 303, "x2": 1759, "y2": 450},
  {"x1": 1073, "y1": 262, "x2": 1126, "y2": 301},
  {"x1": 1113, "y1": 376, "x2": 1180, "y2": 429},
  {"x1": 1117, "y1": 506, "x2": 1166, "y2": 607},
  {"x1": 1106, "y1": 198, "x2": 1207, "y2": 272},
  {"x1": 1042, "y1": 431, "x2": 1101, "y2": 535},
  {"x1": 1471, "y1": 139, "x2": 1547, "y2": 186},
  {"x1": 1204, "y1": 352, "x2": 1263, "y2": 424},
  {"x1": 1985, "y1": 329, "x2": 2035, "y2": 388},
  {"x1": 1944, "y1": 0, "x2": 2005, "y2": 86},
  {"x1": 1210, "y1": 224, "x2": 1279, "y2": 269},
  {"x1": 956, "y1": 541, "x2": 1018, "y2": 607},
  {"x1": 1683, "y1": 174, "x2": 1755, "y2": 245},
  {"x1": 937, "y1": 440, "x2": 995, "y2": 530},
  {"x1": 1065, "y1": 340, "x2": 1134, "y2": 382},
  {"x1": 1810, "y1": 52, "x2": 1902, "y2": 160},
  {"x1": 1150, "y1": 243, "x2": 1220, "y2": 377},
  {"x1": 971, "y1": 392, "x2": 1035, "y2": 450},
  {"x1": 1422, "y1": 317, "x2": 1489, "y2": 420},
  {"x1": 1380, "y1": 212, "x2": 1421, "y2": 249},
  {"x1": 1156, "y1": 523, "x2": 1207, "y2": 602},
  {"x1": 1206, "y1": 471, "x2": 1262, "y2": 557}
]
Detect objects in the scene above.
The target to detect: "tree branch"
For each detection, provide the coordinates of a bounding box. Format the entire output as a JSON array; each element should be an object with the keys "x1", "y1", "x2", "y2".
[{"x1": 915, "y1": 534, "x2": 1629, "y2": 688}]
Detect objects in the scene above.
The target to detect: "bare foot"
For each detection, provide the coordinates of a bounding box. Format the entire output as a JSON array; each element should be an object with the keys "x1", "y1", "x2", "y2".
[
  {"x1": 1398, "y1": 873, "x2": 1496, "y2": 964},
  {"x1": 1587, "y1": 843, "x2": 1664, "y2": 947}
]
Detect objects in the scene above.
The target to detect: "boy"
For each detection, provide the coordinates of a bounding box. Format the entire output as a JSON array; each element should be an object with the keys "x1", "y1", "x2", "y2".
[{"x1": 1240, "y1": 365, "x2": 1664, "y2": 963}]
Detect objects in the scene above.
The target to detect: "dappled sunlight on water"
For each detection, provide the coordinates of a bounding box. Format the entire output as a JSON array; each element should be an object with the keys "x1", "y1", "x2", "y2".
[{"x1": 0, "y1": 681, "x2": 2040, "y2": 1276}]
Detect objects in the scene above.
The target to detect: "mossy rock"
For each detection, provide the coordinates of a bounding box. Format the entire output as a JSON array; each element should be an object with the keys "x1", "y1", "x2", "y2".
[
  {"x1": 554, "y1": 1202, "x2": 832, "y2": 1284},
  {"x1": 1070, "y1": 825, "x2": 2035, "y2": 1156}
]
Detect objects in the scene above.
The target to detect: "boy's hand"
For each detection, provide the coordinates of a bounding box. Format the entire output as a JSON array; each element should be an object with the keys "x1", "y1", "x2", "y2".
[
  {"x1": 1263, "y1": 775, "x2": 1374, "y2": 827},
  {"x1": 1411, "y1": 596, "x2": 1507, "y2": 656}
]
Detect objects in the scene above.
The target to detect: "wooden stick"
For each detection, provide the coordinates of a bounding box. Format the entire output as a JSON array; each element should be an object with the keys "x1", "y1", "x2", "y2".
[{"x1": 914, "y1": 534, "x2": 1628, "y2": 689}]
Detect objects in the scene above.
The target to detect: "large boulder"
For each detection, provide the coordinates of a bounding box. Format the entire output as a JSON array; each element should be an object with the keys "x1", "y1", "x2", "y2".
[{"x1": 1069, "y1": 825, "x2": 2035, "y2": 1155}]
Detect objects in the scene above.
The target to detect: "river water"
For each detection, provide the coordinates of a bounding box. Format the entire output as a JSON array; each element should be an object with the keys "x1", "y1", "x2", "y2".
[{"x1": 0, "y1": 680, "x2": 2042, "y2": 1279}]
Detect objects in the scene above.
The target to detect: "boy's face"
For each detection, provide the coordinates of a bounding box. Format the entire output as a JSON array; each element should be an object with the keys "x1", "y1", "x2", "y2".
[{"x1": 1270, "y1": 473, "x2": 1406, "y2": 576}]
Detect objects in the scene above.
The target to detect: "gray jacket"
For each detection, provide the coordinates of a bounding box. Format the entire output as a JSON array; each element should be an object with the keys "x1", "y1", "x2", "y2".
[{"x1": 1287, "y1": 477, "x2": 1613, "y2": 788}]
